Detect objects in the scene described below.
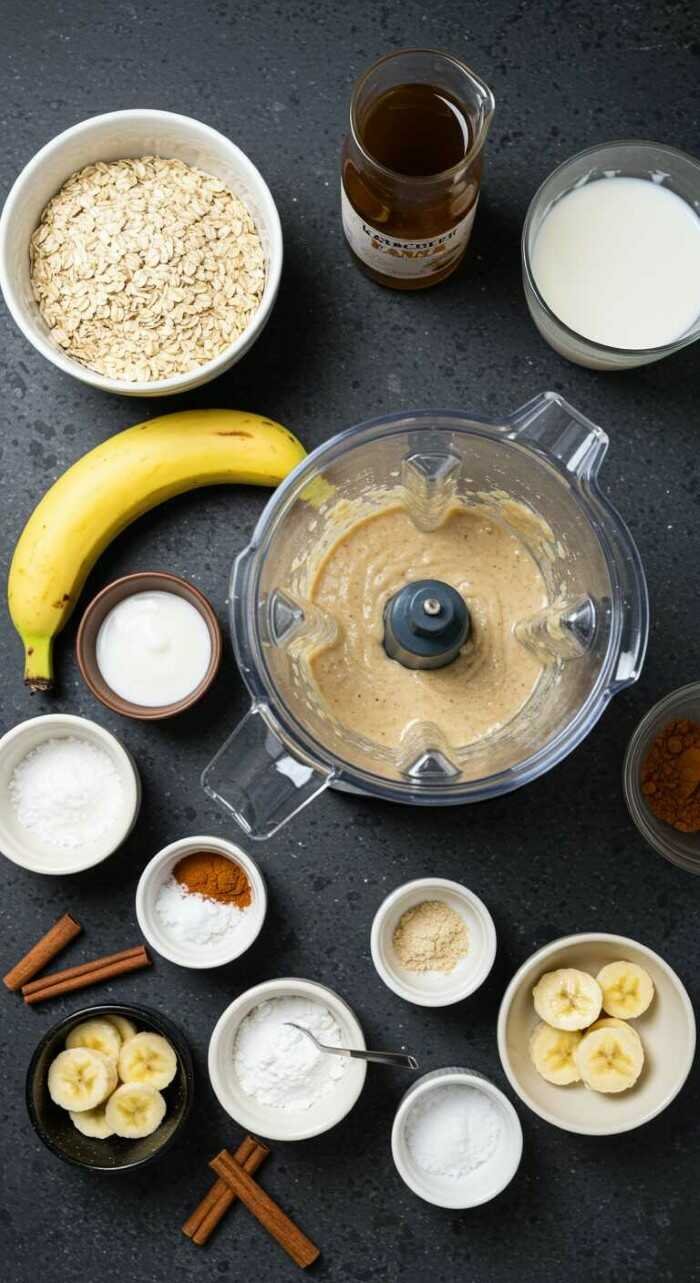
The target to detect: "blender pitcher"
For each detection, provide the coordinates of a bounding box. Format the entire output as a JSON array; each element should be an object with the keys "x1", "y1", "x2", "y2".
[{"x1": 202, "y1": 392, "x2": 648, "y2": 839}]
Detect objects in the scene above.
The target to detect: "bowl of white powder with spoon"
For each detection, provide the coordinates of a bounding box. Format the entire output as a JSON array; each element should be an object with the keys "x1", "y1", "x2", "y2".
[
  {"x1": 208, "y1": 977, "x2": 367, "y2": 1141},
  {"x1": 0, "y1": 713, "x2": 140, "y2": 874},
  {"x1": 392, "y1": 1068, "x2": 523, "y2": 1208}
]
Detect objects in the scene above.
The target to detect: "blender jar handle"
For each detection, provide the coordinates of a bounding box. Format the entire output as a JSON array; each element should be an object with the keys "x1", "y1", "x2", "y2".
[
  {"x1": 506, "y1": 391, "x2": 608, "y2": 479},
  {"x1": 201, "y1": 704, "x2": 334, "y2": 840},
  {"x1": 508, "y1": 391, "x2": 649, "y2": 694}
]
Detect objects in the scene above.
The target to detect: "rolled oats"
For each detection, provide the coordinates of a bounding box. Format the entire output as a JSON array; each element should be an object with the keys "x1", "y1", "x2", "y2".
[{"x1": 29, "y1": 156, "x2": 266, "y2": 383}]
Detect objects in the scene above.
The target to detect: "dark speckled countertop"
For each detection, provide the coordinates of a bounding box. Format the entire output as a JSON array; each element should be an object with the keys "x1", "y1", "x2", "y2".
[{"x1": 1, "y1": 2, "x2": 699, "y2": 1280}]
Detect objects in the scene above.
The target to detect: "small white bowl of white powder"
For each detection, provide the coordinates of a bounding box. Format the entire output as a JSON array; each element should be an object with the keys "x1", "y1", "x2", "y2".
[
  {"x1": 208, "y1": 978, "x2": 367, "y2": 1141},
  {"x1": 0, "y1": 714, "x2": 140, "y2": 874},
  {"x1": 392, "y1": 1068, "x2": 522, "y2": 1208}
]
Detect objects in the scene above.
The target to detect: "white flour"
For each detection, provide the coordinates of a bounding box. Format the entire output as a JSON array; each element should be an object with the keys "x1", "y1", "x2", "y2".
[
  {"x1": 233, "y1": 996, "x2": 347, "y2": 1111},
  {"x1": 405, "y1": 1084, "x2": 502, "y2": 1180},
  {"x1": 155, "y1": 875, "x2": 247, "y2": 947},
  {"x1": 9, "y1": 736, "x2": 124, "y2": 848}
]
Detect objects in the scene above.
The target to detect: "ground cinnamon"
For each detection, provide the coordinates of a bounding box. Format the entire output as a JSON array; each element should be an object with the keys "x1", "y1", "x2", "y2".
[
  {"x1": 174, "y1": 850, "x2": 251, "y2": 908},
  {"x1": 641, "y1": 718, "x2": 700, "y2": 832}
]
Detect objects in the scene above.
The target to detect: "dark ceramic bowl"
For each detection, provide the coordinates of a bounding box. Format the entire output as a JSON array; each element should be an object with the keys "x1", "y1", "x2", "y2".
[
  {"x1": 26, "y1": 1001, "x2": 194, "y2": 1172},
  {"x1": 76, "y1": 571, "x2": 222, "y2": 720}
]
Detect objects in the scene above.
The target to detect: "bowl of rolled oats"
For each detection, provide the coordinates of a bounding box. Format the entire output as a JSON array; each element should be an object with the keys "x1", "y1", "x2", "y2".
[{"x1": 0, "y1": 109, "x2": 282, "y2": 395}]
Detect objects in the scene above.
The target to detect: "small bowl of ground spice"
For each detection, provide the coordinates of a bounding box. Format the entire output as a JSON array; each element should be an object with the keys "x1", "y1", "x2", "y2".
[
  {"x1": 624, "y1": 684, "x2": 700, "y2": 874},
  {"x1": 370, "y1": 878, "x2": 497, "y2": 1007},
  {"x1": 136, "y1": 835, "x2": 266, "y2": 968}
]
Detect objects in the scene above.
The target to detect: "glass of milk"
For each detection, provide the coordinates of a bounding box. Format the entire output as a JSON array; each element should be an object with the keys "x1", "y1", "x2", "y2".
[{"x1": 522, "y1": 141, "x2": 700, "y2": 369}]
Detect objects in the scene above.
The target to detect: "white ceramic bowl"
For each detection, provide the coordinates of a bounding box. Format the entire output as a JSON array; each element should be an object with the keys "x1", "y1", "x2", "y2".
[
  {"x1": 135, "y1": 835, "x2": 266, "y2": 969},
  {"x1": 0, "y1": 109, "x2": 283, "y2": 396},
  {"x1": 497, "y1": 932, "x2": 696, "y2": 1136},
  {"x1": 0, "y1": 714, "x2": 140, "y2": 874},
  {"x1": 392, "y1": 1068, "x2": 523, "y2": 1209},
  {"x1": 208, "y1": 977, "x2": 367, "y2": 1141},
  {"x1": 370, "y1": 877, "x2": 497, "y2": 1007}
]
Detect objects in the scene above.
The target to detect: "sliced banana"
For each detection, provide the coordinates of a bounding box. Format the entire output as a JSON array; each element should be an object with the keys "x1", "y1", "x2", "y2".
[
  {"x1": 596, "y1": 961, "x2": 655, "y2": 1019},
  {"x1": 588, "y1": 1016, "x2": 635, "y2": 1035},
  {"x1": 575, "y1": 1025, "x2": 645, "y2": 1094},
  {"x1": 48, "y1": 1048, "x2": 118, "y2": 1112},
  {"x1": 70, "y1": 1103, "x2": 115, "y2": 1139},
  {"x1": 105, "y1": 1015, "x2": 138, "y2": 1044},
  {"x1": 66, "y1": 1017, "x2": 122, "y2": 1064},
  {"x1": 529, "y1": 1022, "x2": 582, "y2": 1085},
  {"x1": 532, "y1": 968, "x2": 603, "y2": 1031},
  {"x1": 105, "y1": 1083, "x2": 166, "y2": 1138},
  {"x1": 118, "y1": 1032, "x2": 177, "y2": 1090}
]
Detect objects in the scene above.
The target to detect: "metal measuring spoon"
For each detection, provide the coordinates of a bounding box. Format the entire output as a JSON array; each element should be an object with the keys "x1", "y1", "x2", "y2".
[{"x1": 284, "y1": 1022, "x2": 418, "y2": 1070}]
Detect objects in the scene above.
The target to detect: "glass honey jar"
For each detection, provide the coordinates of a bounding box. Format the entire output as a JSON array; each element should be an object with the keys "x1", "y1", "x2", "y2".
[{"x1": 341, "y1": 49, "x2": 495, "y2": 290}]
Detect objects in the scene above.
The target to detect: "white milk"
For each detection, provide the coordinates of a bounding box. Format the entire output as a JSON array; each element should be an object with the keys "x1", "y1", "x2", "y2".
[
  {"x1": 531, "y1": 176, "x2": 700, "y2": 349},
  {"x1": 96, "y1": 590, "x2": 212, "y2": 706}
]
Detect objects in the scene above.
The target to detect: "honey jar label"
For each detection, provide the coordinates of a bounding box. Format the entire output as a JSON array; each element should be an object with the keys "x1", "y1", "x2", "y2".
[{"x1": 341, "y1": 187, "x2": 478, "y2": 279}]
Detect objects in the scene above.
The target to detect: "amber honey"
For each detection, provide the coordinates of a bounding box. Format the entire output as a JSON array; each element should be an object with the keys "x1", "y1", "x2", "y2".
[
  {"x1": 341, "y1": 51, "x2": 494, "y2": 290},
  {"x1": 360, "y1": 83, "x2": 471, "y2": 179}
]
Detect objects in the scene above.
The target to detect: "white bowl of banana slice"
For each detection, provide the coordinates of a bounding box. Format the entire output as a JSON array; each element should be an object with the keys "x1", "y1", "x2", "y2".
[{"x1": 497, "y1": 933, "x2": 695, "y2": 1136}]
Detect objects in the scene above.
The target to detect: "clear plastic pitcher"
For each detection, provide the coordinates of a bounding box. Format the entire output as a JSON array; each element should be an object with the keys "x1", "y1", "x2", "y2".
[{"x1": 203, "y1": 392, "x2": 648, "y2": 839}]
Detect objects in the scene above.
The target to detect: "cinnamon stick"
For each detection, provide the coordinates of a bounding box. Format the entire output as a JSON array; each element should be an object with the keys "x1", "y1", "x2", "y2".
[
  {"x1": 182, "y1": 1136, "x2": 269, "y2": 1245},
  {"x1": 4, "y1": 913, "x2": 82, "y2": 991},
  {"x1": 22, "y1": 945, "x2": 150, "y2": 1005},
  {"x1": 210, "y1": 1149, "x2": 319, "y2": 1269},
  {"x1": 22, "y1": 945, "x2": 145, "y2": 996}
]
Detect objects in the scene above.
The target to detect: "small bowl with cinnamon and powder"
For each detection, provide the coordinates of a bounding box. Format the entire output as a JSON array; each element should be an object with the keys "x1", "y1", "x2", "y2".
[
  {"x1": 136, "y1": 836, "x2": 266, "y2": 968},
  {"x1": 624, "y1": 684, "x2": 700, "y2": 874},
  {"x1": 370, "y1": 878, "x2": 497, "y2": 1007}
]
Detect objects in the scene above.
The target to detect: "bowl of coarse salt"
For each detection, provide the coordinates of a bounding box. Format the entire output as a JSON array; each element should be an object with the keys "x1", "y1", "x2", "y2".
[
  {"x1": 135, "y1": 835, "x2": 267, "y2": 970},
  {"x1": 0, "y1": 714, "x2": 140, "y2": 875},
  {"x1": 392, "y1": 1068, "x2": 523, "y2": 1209},
  {"x1": 208, "y1": 977, "x2": 367, "y2": 1141}
]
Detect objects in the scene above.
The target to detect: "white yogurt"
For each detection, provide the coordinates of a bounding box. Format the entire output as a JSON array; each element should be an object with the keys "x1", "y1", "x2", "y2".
[
  {"x1": 96, "y1": 590, "x2": 212, "y2": 707},
  {"x1": 531, "y1": 176, "x2": 700, "y2": 349}
]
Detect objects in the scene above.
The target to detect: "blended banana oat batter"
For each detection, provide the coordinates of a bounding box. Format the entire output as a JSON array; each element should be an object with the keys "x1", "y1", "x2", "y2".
[{"x1": 308, "y1": 503, "x2": 548, "y2": 749}]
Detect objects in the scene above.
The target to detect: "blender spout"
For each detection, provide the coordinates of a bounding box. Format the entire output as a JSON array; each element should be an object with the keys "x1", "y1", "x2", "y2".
[
  {"x1": 201, "y1": 704, "x2": 334, "y2": 840},
  {"x1": 506, "y1": 391, "x2": 608, "y2": 480}
]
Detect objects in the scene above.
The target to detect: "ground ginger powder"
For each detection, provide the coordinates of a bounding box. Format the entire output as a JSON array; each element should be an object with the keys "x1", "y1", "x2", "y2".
[
  {"x1": 392, "y1": 900, "x2": 469, "y2": 973},
  {"x1": 641, "y1": 718, "x2": 700, "y2": 833}
]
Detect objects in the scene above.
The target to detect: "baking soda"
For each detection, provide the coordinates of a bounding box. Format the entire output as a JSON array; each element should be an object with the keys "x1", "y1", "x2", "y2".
[
  {"x1": 155, "y1": 875, "x2": 247, "y2": 947},
  {"x1": 405, "y1": 1083, "x2": 502, "y2": 1179}
]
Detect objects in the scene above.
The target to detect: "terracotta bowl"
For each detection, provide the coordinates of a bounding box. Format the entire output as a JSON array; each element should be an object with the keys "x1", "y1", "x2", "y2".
[{"x1": 76, "y1": 571, "x2": 222, "y2": 720}]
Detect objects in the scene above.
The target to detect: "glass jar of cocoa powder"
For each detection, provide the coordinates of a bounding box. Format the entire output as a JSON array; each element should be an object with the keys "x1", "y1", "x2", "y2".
[{"x1": 341, "y1": 48, "x2": 495, "y2": 290}]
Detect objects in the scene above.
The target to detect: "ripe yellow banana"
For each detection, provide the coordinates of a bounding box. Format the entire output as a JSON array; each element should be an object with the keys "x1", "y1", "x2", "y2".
[{"x1": 8, "y1": 409, "x2": 305, "y2": 690}]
